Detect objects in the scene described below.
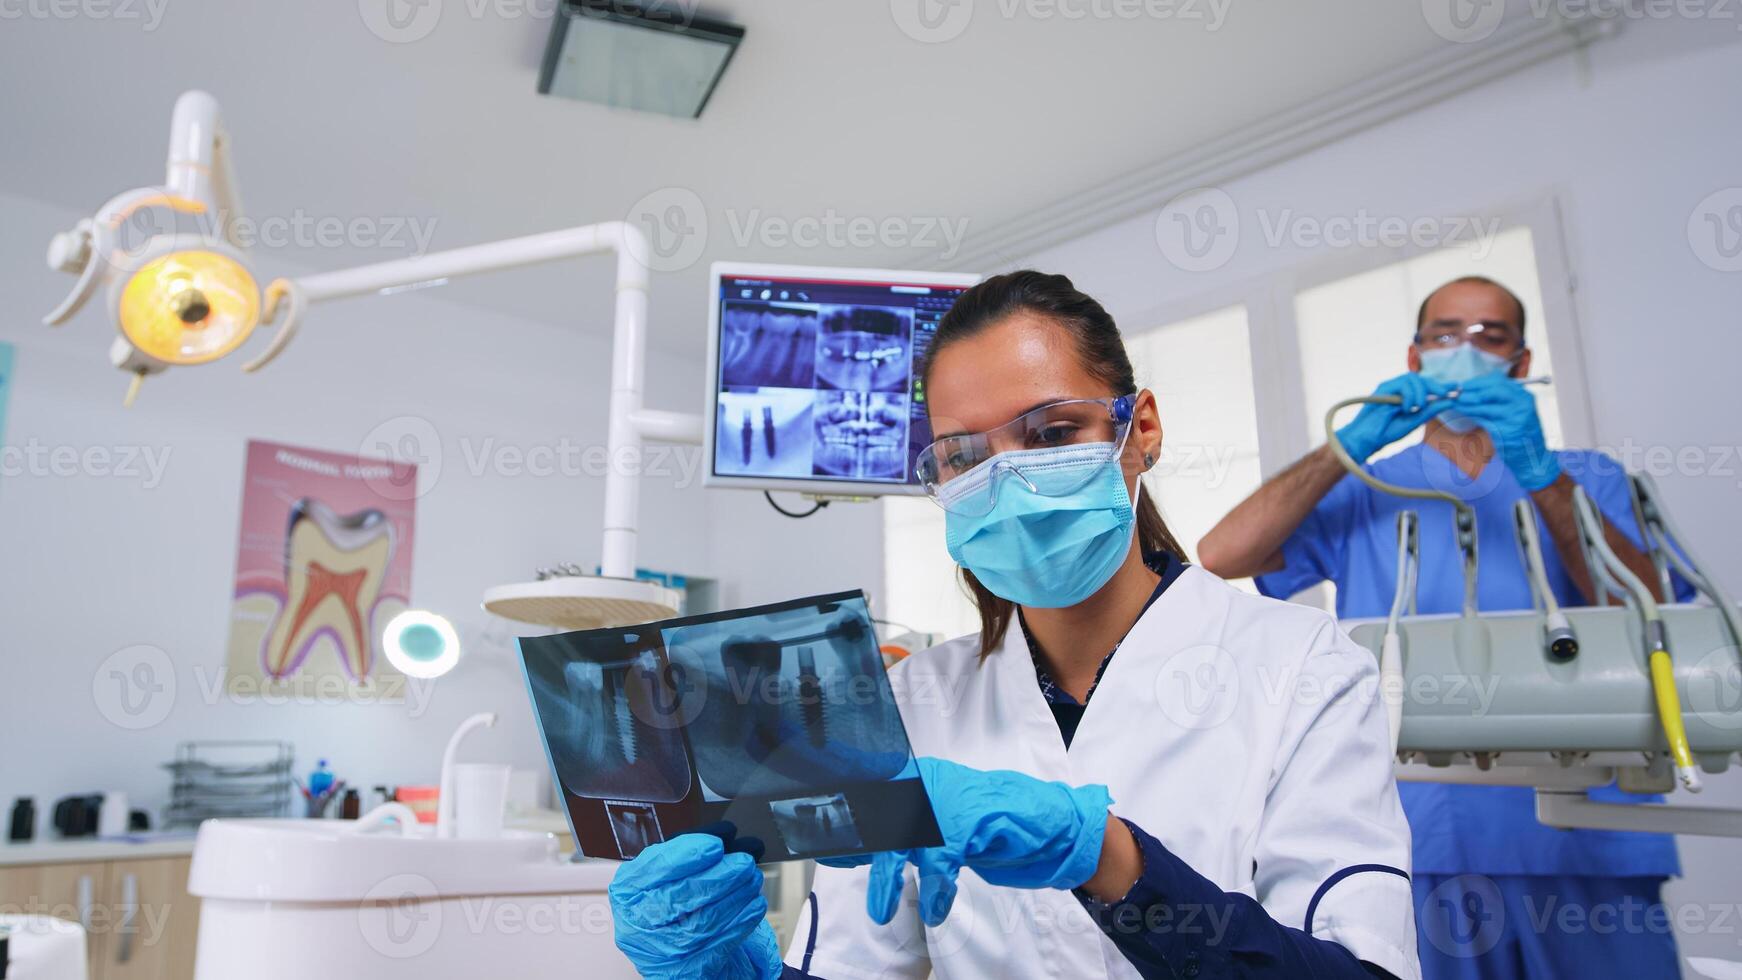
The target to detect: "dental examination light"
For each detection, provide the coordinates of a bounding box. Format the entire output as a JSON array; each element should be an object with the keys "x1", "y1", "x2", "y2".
[
  {"x1": 43, "y1": 92, "x2": 300, "y2": 407},
  {"x1": 1512, "y1": 498, "x2": 1578, "y2": 661},
  {"x1": 47, "y1": 92, "x2": 699, "y2": 630},
  {"x1": 1571, "y1": 485, "x2": 1701, "y2": 791}
]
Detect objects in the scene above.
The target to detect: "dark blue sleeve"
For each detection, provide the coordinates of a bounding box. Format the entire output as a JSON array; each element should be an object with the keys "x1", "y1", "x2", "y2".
[
  {"x1": 783, "y1": 968, "x2": 816, "y2": 978},
  {"x1": 1075, "y1": 819, "x2": 1397, "y2": 980}
]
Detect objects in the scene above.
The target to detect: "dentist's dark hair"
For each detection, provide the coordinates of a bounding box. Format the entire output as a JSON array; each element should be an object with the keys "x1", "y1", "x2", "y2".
[{"x1": 922, "y1": 270, "x2": 1186, "y2": 659}]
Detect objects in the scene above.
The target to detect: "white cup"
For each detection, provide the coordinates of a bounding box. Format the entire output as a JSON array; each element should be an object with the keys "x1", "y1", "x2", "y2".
[
  {"x1": 98, "y1": 791, "x2": 129, "y2": 838},
  {"x1": 452, "y1": 764, "x2": 511, "y2": 839}
]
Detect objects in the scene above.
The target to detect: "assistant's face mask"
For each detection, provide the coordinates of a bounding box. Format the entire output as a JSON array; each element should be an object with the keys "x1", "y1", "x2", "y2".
[
  {"x1": 1417, "y1": 345, "x2": 1518, "y2": 433},
  {"x1": 942, "y1": 445, "x2": 1138, "y2": 609}
]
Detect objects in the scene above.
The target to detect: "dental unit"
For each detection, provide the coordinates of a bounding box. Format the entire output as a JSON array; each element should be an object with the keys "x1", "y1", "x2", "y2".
[
  {"x1": 45, "y1": 91, "x2": 701, "y2": 631},
  {"x1": 1328, "y1": 382, "x2": 1742, "y2": 836}
]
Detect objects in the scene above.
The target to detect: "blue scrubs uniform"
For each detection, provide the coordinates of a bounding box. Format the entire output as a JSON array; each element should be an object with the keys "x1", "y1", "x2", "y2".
[{"x1": 1257, "y1": 445, "x2": 1684, "y2": 979}]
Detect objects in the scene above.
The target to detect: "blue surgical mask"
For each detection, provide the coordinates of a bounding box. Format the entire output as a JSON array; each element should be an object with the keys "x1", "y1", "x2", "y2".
[
  {"x1": 942, "y1": 445, "x2": 1137, "y2": 609},
  {"x1": 1418, "y1": 346, "x2": 1517, "y2": 433}
]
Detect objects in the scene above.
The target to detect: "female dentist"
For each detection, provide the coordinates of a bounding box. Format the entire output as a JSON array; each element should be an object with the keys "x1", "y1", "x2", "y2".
[{"x1": 607, "y1": 271, "x2": 1420, "y2": 980}]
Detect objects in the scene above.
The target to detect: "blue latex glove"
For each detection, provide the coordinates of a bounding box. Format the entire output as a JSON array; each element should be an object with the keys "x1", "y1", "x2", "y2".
[
  {"x1": 1445, "y1": 373, "x2": 1562, "y2": 491},
  {"x1": 608, "y1": 831, "x2": 782, "y2": 980},
  {"x1": 1334, "y1": 372, "x2": 1453, "y2": 461},
  {"x1": 821, "y1": 757, "x2": 1113, "y2": 927}
]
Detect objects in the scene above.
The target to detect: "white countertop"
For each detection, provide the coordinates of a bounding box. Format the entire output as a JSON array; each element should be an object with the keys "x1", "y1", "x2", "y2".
[
  {"x1": 0, "y1": 835, "x2": 199, "y2": 867},
  {"x1": 1, "y1": 809, "x2": 573, "y2": 868}
]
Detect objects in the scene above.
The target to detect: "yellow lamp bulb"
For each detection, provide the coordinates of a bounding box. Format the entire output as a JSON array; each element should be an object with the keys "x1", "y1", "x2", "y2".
[{"x1": 118, "y1": 250, "x2": 260, "y2": 365}]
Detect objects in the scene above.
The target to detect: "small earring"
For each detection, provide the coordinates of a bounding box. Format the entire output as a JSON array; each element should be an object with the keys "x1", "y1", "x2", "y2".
[{"x1": 1143, "y1": 453, "x2": 1155, "y2": 467}]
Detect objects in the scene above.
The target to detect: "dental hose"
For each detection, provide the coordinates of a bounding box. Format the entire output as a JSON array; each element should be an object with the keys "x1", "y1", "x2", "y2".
[
  {"x1": 1572, "y1": 487, "x2": 1701, "y2": 791},
  {"x1": 1326, "y1": 396, "x2": 1480, "y2": 619},
  {"x1": 1631, "y1": 472, "x2": 1742, "y2": 664},
  {"x1": 1380, "y1": 511, "x2": 1419, "y2": 751}
]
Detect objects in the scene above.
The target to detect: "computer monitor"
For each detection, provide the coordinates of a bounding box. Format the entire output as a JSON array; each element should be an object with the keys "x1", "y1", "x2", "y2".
[{"x1": 704, "y1": 263, "x2": 980, "y2": 497}]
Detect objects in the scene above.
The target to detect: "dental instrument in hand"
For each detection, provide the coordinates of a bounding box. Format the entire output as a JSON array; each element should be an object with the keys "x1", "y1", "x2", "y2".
[
  {"x1": 1572, "y1": 486, "x2": 1701, "y2": 791},
  {"x1": 1513, "y1": 498, "x2": 1579, "y2": 662}
]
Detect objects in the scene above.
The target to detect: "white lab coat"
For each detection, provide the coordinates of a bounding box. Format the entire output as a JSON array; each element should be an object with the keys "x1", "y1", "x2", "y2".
[{"x1": 785, "y1": 566, "x2": 1420, "y2": 980}]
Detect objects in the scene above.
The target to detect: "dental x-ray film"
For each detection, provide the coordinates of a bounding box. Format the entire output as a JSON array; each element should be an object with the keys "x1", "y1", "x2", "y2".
[{"x1": 520, "y1": 591, "x2": 942, "y2": 862}]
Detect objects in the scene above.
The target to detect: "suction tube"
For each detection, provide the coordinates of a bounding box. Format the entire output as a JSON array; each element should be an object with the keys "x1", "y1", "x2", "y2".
[
  {"x1": 1572, "y1": 488, "x2": 1700, "y2": 791},
  {"x1": 1380, "y1": 511, "x2": 1420, "y2": 751}
]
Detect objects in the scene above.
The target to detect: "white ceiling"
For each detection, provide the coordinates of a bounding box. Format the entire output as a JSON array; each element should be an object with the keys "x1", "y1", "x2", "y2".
[{"x1": 2, "y1": 0, "x2": 1473, "y2": 356}]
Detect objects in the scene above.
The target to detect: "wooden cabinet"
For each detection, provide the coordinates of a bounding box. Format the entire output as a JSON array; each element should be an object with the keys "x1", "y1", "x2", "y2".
[
  {"x1": 0, "y1": 859, "x2": 110, "y2": 967},
  {"x1": 0, "y1": 855, "x2": 199, "y2": 980}
]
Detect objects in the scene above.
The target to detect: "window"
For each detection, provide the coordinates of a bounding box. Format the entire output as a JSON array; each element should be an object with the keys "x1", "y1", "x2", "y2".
[
  {"x1": 1125, "y1": 305, "x2": 1263, "y2": 590},
  {"x1": 1294, "y1": 225, "x2": 1563, "y2": 456},
  {"x1": 881, "y1": 494, "x2": 979, "y2": 640}
]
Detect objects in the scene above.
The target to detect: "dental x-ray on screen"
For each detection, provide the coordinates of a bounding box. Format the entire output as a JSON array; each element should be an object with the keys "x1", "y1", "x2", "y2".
[
  {"x1": 704, "y1": 263, "x2": 980, "y2": 497},
  {"x1": 519, "y1": 591, "x2": 942, "y2": 862}
]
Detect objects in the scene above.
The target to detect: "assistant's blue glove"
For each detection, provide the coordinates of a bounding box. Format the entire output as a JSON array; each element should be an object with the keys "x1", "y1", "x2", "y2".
[
  {"x1": 608, "y1": 832, "x2": 782, "y2": 980},
  {"x1": 1334, "y1": 372, "x2": 1453, "y2": 461},
  {"x1": 1447, "y1": 374, "x2": 1561, "y2": 491},
  {"x1": 821, "y1": 757, "x2": 1112, "y2": 927}
]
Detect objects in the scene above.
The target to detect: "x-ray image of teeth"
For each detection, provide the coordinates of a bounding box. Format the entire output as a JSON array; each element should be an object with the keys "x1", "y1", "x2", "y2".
[
  {"x1": 812, "y1": 391, "x2": 909, "y2": 481},
  {"x1": 769, "y1": 793, "x2": 864, "y2": 855},
  {"x1": 662, "y1": 602, "x2": 910, "y2": 802},
  {"x1": 520, "y1": 638, "x2": 692, "y2": 803},
  {"x1": 714, "y1": 388, "x2": 816, "y2": 477},
  {"x1": 720, "y1": 302, "x2": 820, "y2": 389},
  {"x1": 814, "y1": 305, "x2": 913, "y2": 392}
]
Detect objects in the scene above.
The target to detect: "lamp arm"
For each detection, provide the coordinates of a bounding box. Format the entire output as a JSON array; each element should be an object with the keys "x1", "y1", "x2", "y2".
[
  {"x1": 284, "y1": 221, "x2": 702, "y2": 580},
  {"x1": 166, "y1": 90, "x2": 246, "y2": 246}
]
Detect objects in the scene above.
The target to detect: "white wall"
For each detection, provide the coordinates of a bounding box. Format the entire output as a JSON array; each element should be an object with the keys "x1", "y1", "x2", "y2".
[
  {"x1": 1012, "y1": 23, "x2": 1742, "y2": 975},
  {"x1": 0, "y1": 190, "x2": 885, "y2": 832}
]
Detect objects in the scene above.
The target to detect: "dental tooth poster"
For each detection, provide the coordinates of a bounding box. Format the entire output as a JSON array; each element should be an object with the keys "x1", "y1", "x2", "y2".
[
  {"x1": 224, "y1": 439, "x2": 418, "y2": 700},
  {"x1": 520, "y1": 591, "x2": 943, "y2": 863}
]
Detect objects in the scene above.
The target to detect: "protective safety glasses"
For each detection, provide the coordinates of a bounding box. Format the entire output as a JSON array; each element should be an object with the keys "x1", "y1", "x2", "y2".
[
  {"x1": 1414, "y1": 319, "x2": 1521, "y2": 354},
  {"x1": 915, "y1": 394, "x2": 1135, "y2": 516}
]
